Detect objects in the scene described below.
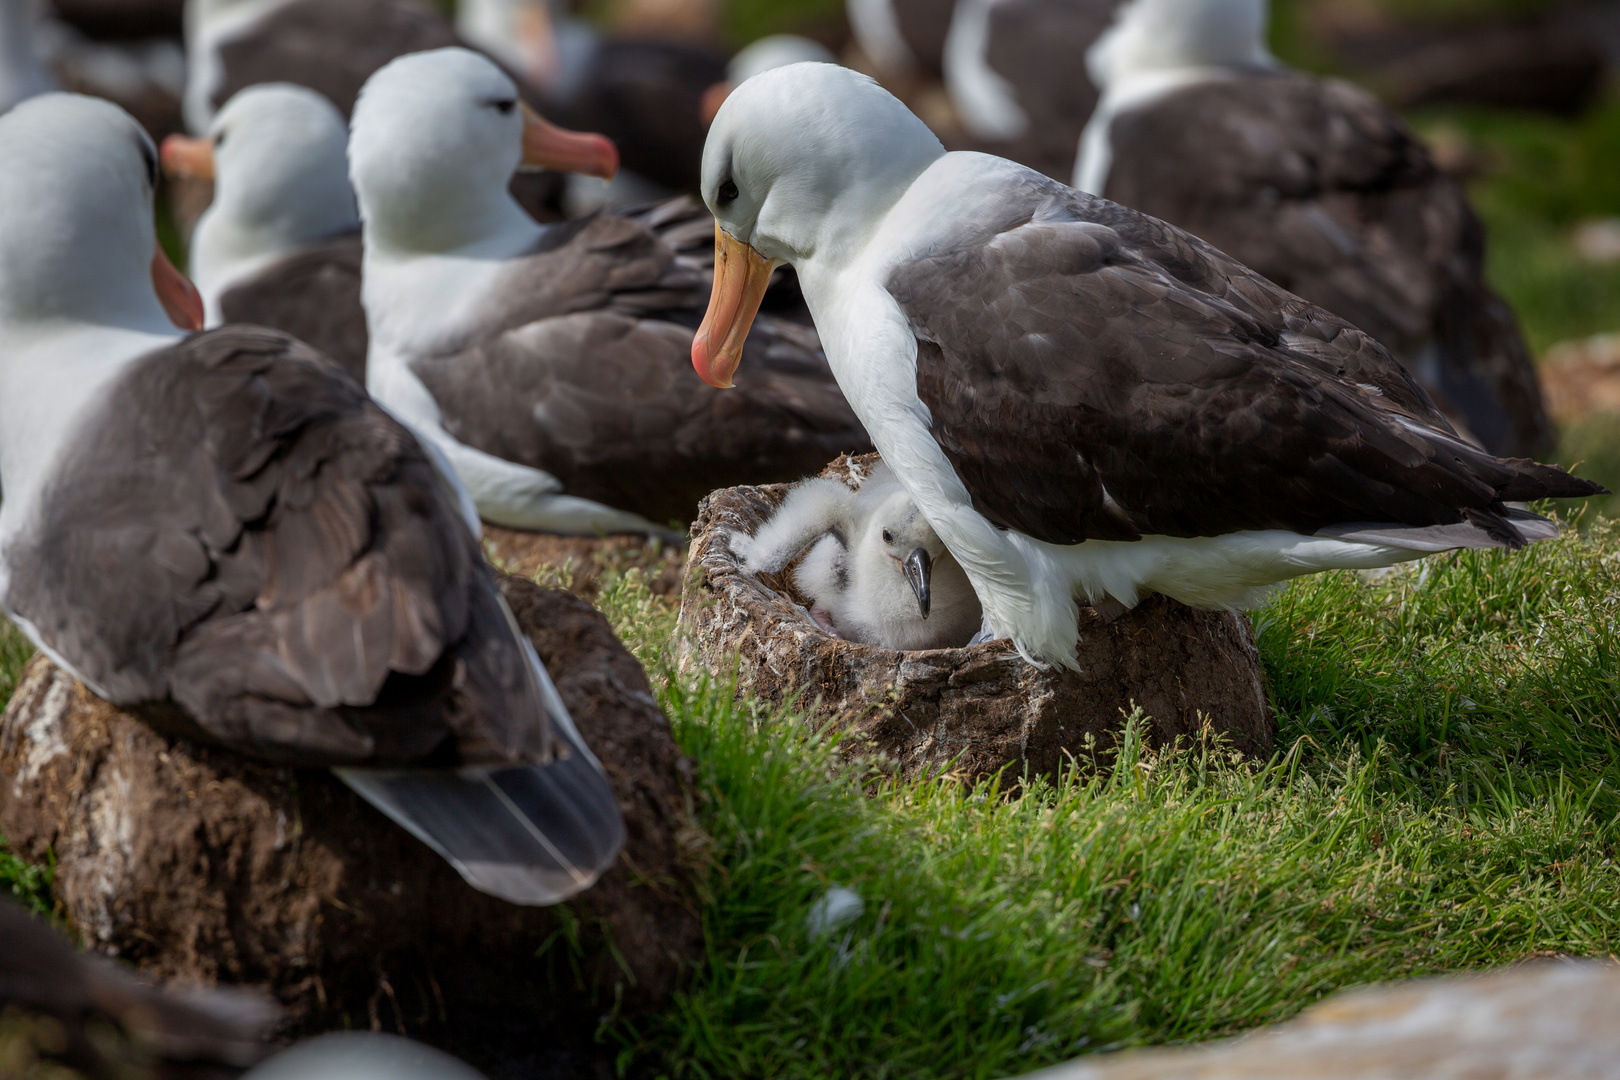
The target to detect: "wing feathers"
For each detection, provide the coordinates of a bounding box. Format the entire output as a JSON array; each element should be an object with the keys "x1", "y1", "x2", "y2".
[{"x1": 336, "y1": 760, "x2": 625, "y2": 906}]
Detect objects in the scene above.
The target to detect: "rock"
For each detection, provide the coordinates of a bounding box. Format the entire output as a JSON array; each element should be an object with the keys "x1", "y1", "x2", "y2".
[
  {"x1": 1540, "y1": 332, "x2": 1620, "y2": 425},
  {"x1": 676, "y1": 456, "x2": 1274, "y2": 781},
  {"x1": 482, "y1": 525, "x2": 685, "y2": 603},
  {"x1": 0, "y1": 575, "x2": 703, "y2": 1074},
  {"x1": 1022, "y1": 961, "x2": 1620, "y2": 1080}
]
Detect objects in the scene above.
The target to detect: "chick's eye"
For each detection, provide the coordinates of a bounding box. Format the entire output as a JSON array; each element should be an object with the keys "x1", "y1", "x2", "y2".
[
  {"x1": 881, "y1": 529, "x2": 893, "y2": 544},
  {"x1": 492, "y1": 99, "x2": 516, "y2": 115},
  {"x1": 718, "y1": 179, "x2": 739, "y2": 203}
]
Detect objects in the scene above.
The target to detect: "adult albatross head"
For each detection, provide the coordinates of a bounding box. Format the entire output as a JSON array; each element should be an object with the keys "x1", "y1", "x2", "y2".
[
  {"x1": 350, "y1": 47, "x2": 618, "y2": 254},
  {"x1": 0, "y1": 93, "x2": 202, "y2": 334},
  {"x1": 162, "y1": 84, "x2": 358, "y2": 322},
  {"x1": 694, "y1": 62, "x2": 942, "y2": 388}
]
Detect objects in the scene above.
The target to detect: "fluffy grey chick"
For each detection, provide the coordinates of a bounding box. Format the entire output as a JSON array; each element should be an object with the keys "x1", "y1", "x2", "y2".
[{"x1": 736, "y1": 465, "x2": 983, "y2": 650}]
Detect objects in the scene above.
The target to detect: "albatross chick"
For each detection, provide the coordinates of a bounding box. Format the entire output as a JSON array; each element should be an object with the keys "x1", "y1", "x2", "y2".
[{"x1": 737, "y1": 464, "x2": 982, "y2": 650}]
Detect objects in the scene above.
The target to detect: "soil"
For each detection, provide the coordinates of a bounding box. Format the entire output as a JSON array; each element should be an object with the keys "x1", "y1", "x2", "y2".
[{"x1": 0, "y1": 576, "x2": 703, "y2": 1079}]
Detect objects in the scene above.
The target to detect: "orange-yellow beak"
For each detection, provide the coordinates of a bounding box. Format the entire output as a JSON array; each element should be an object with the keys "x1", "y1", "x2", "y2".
[
  {"x1": 159, "y1": 134, "x2": 215, "y2": 181},
  {"x1": 692, "y1": 223, "x2": 777, "y2": 389},
  {"x1": 521, "y1": 103, "x2": 618, "y2": 180},
  {"x1": 152, "y1": 243, "x2": 204, "y2": 332}
]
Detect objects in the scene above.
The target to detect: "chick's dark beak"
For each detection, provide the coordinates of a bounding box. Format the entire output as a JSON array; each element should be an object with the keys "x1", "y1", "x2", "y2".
[{"x1": 903, "y1": 547, "x2": 932, "y2": 619}]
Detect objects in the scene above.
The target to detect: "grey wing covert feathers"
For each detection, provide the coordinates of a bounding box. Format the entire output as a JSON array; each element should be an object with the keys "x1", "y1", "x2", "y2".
[
  {"x1": 4, "y1": 327, "x2": 624, "y2": 904},
  {"x1": 1102, "y1": 69, "x2": 1554, "y2": 457},
  {"x1": 410, "y1": 209, "x2": 871, "y2": 525},
  {"x1": 218, "y1": 231, "x2": 367, "y2": 384},
  {"x1": 889, "y1": 178, "x2": 1602, "y2": 548}
]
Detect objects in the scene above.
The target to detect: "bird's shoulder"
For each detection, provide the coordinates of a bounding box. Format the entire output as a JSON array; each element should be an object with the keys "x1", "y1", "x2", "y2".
[{"x1": 218, "y1": 232, "x2": 367, "y2": 384}]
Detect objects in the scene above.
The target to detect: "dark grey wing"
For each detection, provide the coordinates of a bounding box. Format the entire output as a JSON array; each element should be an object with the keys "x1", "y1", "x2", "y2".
[
  {"x1": 540, "y1": 37, "x2": 726, "y2": 193},
  {"x1": 0, "y1": 896, "x2": 275, "y2": 1072},
  {"x1": 6, "y1": 328, "x2": 624, "y2": 901},
  {"x1": 213, "y1": 0, "x2": 459, "y2": 117},
  {"x1": 412, "y1": 213, "x2": 870, "y2": 524},
  {"x1": 1103, "y1": 70, "x2": 1553, "y2": 456},
  {"x1": 218, "y1": 232, "x2": 367, "y2": 385},
  {"x1": 978, "y1": 0, "x2": 1117, "y2": 180},
  {"x1": 890, "y1": 180, "x2": 1600, "y2": 546},
  {"x1": 10, "y1": 327, "x2": 525, "y2": 767}
]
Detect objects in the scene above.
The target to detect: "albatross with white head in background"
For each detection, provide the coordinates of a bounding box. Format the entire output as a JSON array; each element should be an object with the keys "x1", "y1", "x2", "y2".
[
  {"x1": 162, "y1": 82, "x2": 367, "y2": 380},
  {"x1": 693, "y1": 62, "x2": 1605, "y2": 669},
  {"x1": 349, "y1": 48, "x2": 869, "y2": 537},
  {"x1": 0, "y1": 92, "x2": 623, "y2": 906},
  {"x1": 1074, "y1": 0, "x2": 1554, "y2": 458}
]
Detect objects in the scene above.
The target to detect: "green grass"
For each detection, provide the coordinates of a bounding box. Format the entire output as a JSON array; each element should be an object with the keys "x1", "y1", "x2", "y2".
[
  {"x1": 574, "y1": 519, "x2": 1620, "y2": 1077},
  {"x1": 0, "y1": 620, "x2": 51, "y2": 917}
]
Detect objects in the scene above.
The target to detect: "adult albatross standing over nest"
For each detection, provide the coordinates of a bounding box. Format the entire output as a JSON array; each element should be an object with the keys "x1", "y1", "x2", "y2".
[
  {"x1": 0, "y1": 92, "x2": 623, "y2": 906},
  {"x1": 692, "y1": 63, "x2": 1604, "y2": 669}
]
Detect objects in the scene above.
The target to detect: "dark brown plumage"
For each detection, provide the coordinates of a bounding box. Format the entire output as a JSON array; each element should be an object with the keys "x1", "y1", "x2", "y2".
[
  {"x1": 1100, "y1": 69, "x2": 1554, "y2": 457},
  {"x1": 217, "y1": 232, "x2": 367, "y2": 385},
  {"x1": 890, "y1": 177, "x2": 1601, "y2": 548},
  {"x1": 8, "y1": 327, "x2": 539, "y2": 768},
  {"x1": 0, "y1": 896, "x2": 274, "y2": 1078},
  {"x1": 210, "y1": 0, "x2": 459, "y2": 120},
  {"x1": 411, "y1": 212, "x2": 870, "y2": 526}
]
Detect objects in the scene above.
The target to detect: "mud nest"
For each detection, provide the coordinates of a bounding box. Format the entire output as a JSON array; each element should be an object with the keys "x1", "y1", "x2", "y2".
[
  {"x1": 677, "y1": 456, "x2": 1275, "y2": 781},
  {"x1": 0, "y1": 575, "x2": 703, "y2": 1075}
]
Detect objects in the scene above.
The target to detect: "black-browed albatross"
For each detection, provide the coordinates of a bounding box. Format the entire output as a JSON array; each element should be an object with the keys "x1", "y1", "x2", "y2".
[
  {"x1": 349, "y1": 48, "x2": 869, "y2": 536},
  {"x1": 693, "y1": 63, "x2": 1605, "y2": 669},
  {"x1": 0, "y1": 92, "x2": 623, "y2": 906},
  {"x1": 162, "y1": 82, "x2": 367, "y2": 381},
  {"x1": 1074, "y1": 0, "x2": 1554, "y2": 458}
]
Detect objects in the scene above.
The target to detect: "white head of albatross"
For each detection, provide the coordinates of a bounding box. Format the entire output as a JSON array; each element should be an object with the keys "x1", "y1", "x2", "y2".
[
  {"x1": 1074, "y1": 0, "x2": 1277, "y2": 193},
  {"x1": 162, "y1": 83, "x2": 358, "y2": 325},
  {"x1": 350, "y1": 47, "x2": 617, "y2": 259},
  {"x1": 696, "y1": 62, "x2": 1605, "y2": 669}
]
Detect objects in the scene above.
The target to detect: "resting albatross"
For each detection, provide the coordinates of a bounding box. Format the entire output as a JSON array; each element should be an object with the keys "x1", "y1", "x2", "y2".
[
  {"x1": 694, "y1": 63, "x2": 1605, "y2": 669},
  {"x1": 350, "y1": 48, "x2": 869, "y2": 535},
  {"x1": 162, "y1": 83, "x2": 367, "y2": 380},
  {"x1": 1074, "y1": 0, "x2": 1553, "y2": 457},
  {"x1": 0, "y1": 92, "x2": 623, "y2": 906}
]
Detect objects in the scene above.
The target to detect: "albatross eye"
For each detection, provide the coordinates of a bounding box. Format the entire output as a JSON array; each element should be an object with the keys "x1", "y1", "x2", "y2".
[
  {"x1": 881, "y1": 529, "x2": 893, "y2": 544},
  {"x1": 718, "y1": 179, "x2": 739, "y2": 203},
  {"x1": 491, "y1": 98, "x2": 516, "y2": 115}
]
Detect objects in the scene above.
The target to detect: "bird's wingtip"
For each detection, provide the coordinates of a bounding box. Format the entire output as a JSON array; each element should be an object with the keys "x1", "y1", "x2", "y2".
[{"x1": 336, "y1": 757, "x2": 624, "y2": 907}]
